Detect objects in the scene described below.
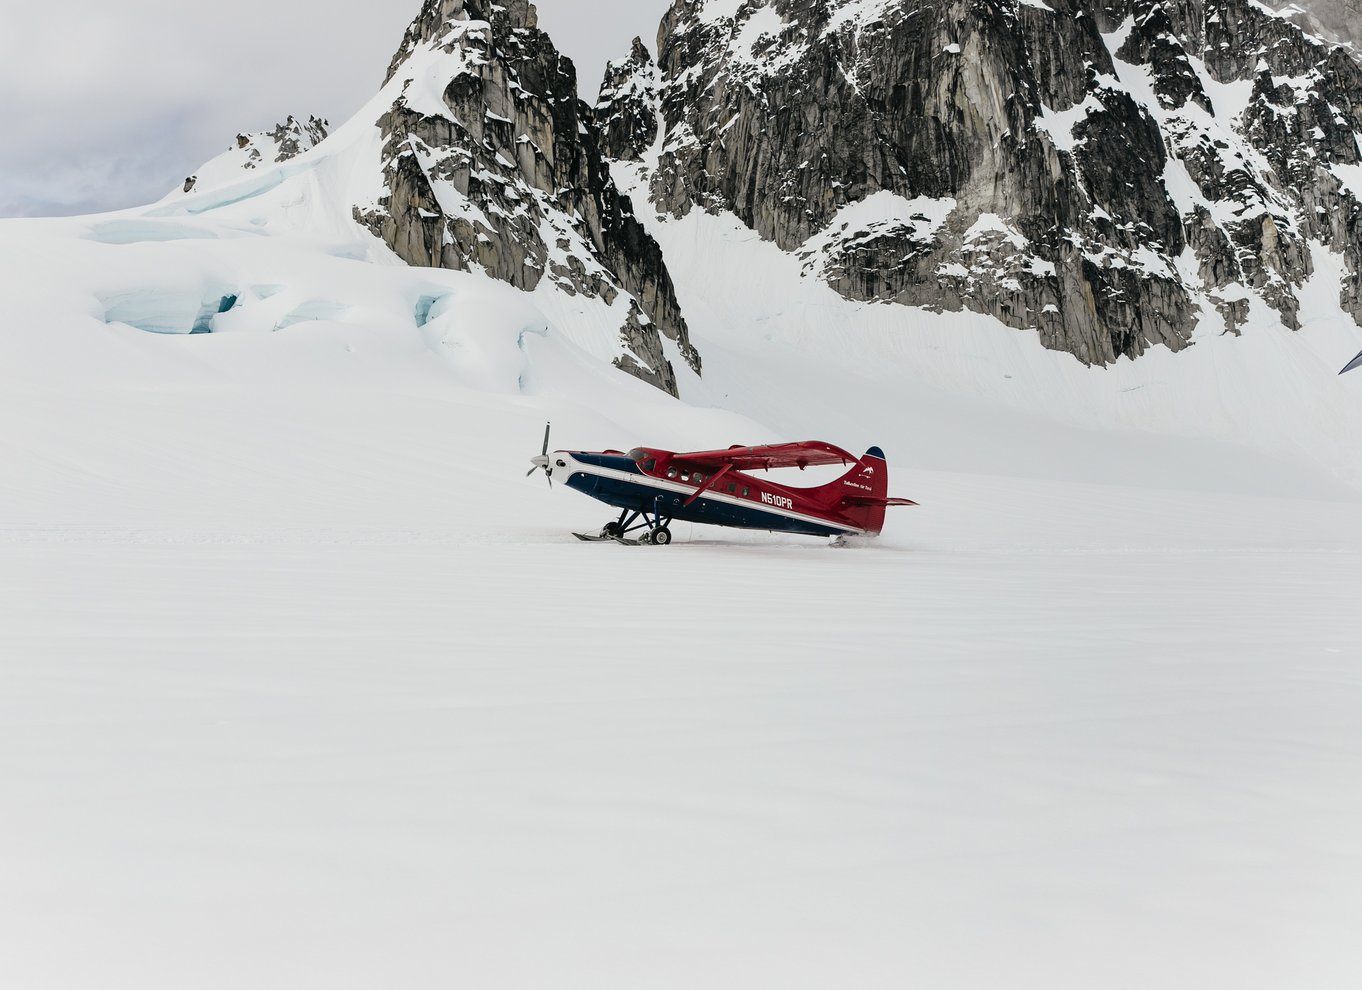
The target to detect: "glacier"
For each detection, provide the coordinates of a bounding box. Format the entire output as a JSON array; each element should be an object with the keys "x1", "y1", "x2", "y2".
[{"x1": 1, "y1": 0, "x2": 1361, "y2": 987}]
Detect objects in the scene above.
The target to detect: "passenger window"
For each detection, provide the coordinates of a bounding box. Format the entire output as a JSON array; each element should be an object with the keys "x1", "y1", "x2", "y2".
[
  {"x1": 726, "y1": 483, "x2": 737, "y2": 493},
  {"x1": 694, "y1": 472, "x2": 705, "y2": 484},
  {"x1": 680, "y1": 472, "x2": 691, "y2": 483},
  {"x1": 743, "y1": 487, "x2": 751, "y2": 497},
  {"x1": 667, "y1": 467, "x2": 678, "y2": 479}
]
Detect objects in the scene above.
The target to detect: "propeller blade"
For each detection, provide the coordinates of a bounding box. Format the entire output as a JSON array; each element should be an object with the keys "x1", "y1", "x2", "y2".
[{"x1": 528, "y1": 423, "x2": 553, "y2": 485}]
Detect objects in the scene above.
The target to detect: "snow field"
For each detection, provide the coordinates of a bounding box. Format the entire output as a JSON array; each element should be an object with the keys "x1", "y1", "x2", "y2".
[
  {"x1": 3, "y1": 529, "x2": 1361, "y2": 988},
  {"x1": 2, "y1": 365, "x2": 1360, "y2": 988}
]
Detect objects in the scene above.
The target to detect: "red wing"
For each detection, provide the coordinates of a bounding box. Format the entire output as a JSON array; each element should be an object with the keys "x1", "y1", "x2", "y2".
[{"x1": 671, "y1": 441, "x2": 859, "y2": 471}]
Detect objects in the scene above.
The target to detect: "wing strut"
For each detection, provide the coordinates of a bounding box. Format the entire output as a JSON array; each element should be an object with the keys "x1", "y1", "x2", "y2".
[{"x1": 683, "y1": 464, "x2": 732, "y2": 507}]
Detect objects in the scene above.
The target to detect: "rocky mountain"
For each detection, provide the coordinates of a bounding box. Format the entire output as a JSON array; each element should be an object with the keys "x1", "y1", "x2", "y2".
[
  {"x1": 351, "y1": 0, "x2": 700, "y2": 395},
  {"x1": 1265, "y1": 0, "x2": 1362, "y2": 51},
  {"x1": 597, "y1": 0, "x2": 1362, "y2": 366},
  {"x1": 597, "y1": 38, "x2": 664, "y2": 162},
  {"x1": 181, "y1": 115, "x2": 330, "y2": 194}
]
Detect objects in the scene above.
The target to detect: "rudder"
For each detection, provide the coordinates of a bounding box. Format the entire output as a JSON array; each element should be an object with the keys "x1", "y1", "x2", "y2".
[{"x1": 827, "y1": 446, "x2": 891, "y2": 535}]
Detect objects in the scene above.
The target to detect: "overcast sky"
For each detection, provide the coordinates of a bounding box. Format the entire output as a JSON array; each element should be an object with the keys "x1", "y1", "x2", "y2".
[{"x1": 0, "y1": 0, "x2": 673, "y2": 218}]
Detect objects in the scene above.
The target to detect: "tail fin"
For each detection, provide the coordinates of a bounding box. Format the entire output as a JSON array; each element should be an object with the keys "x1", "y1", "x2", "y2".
[{"x1": 826, "y1": 446, "x2": 914, "y2": 536}]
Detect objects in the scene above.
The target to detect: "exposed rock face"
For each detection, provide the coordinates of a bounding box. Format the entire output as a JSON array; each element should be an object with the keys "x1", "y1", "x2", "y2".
[
  {"x1": 238, "y1": 115, "x2": 330, "y2": 168},
  {"x1": 180, "y1": 115, "x2": 330, "y2": 194},
  {"x1": 621, "y1": 0, "x2": 1362, "y2": 365},
  {"x1": 354, "y1": 0, "x2": 700, "y2": 395},
  {"x1": 1264, "y1": 0, "x2": 1362, "y2": 51},
  {"x1": 597, "y1": 38, "x2": 663, "y2": 161}
]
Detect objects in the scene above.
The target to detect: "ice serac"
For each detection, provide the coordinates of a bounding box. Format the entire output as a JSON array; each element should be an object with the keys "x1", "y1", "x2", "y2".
[
  {"x1": 355, "y1": 0, "x2": 700, "y2": 396},
  {"x1": 632, "y1": 0, "x2": 1362, "y2": 364}
]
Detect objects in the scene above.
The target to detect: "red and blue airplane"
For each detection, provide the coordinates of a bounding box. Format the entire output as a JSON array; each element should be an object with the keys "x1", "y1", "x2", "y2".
[{"x1": 527, "y1": 425, "x2": 916, "y2": 545}]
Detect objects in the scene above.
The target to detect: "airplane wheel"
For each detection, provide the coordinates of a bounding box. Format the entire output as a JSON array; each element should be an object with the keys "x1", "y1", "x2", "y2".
[
  {"x1": 650, "y1": 527, "x2": 672, "y2": 546},
  {"x1": 602, "y1": 522, "x2": 622, "y2": 538}
]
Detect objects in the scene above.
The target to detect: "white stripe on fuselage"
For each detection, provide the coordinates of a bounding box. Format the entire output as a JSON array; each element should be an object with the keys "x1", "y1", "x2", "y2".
[{"x1": 555, "y1": 453, "x2": 865, "y2": 536}]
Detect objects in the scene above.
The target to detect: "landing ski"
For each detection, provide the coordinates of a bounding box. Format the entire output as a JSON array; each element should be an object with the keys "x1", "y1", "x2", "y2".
[{"x1": 572, "y1": 531, "x2": 650, "y2": 545}]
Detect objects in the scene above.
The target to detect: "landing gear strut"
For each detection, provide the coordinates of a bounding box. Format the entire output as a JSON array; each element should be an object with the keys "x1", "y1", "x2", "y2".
[{"x1": 598, "y1": 503, "x2": 675, "y2": 546}]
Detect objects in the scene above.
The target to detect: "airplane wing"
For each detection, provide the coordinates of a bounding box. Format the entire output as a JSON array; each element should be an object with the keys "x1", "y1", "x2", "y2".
[
  {"x1": 671, "y1": 441, "x2": 859, "y2": 471},
  {"x1": 1341, "y1": 349, "x2": 1362, "y2": 375}
]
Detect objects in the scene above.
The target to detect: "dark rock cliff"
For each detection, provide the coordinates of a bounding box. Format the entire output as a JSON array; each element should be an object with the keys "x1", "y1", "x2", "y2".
[
  {"x1": 615, "y1": 0, "x2": 1362, "y2": 364},
  {"x1": 597, "y1": 38, "x2": 664, "y2": 162},
  {"x1": 354, "y1": 0, "x2": 700, "y2": 395}
]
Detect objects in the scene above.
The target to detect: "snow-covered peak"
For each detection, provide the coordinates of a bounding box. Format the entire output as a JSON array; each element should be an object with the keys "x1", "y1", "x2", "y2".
[
  {"x1": 177, "y1": 115, "x2": 329, "y2": 197},
  {"x1": 597, "y1": 38, "x2": 663, "y2": 162},
  {"x1": 117, "y1": 0, "x2": 701, "y2": 399},
  {"x1": 353, "y1": 0, "x2": 701, "y2": 395},
  {"x1": 383, "y1": 0, "x2": 536, "y2": 87},
  {"x1": 599, "y1": 37, "x2": 657, "y2": 105}
]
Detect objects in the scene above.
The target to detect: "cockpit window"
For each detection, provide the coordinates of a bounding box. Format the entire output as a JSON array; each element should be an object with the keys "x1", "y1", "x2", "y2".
[
  {"x1": 642, "y1": 459, "x2": 656, "y2": 472},
  {"x1": 628, "y1": 448, "x2": 646, "y2": 461}
]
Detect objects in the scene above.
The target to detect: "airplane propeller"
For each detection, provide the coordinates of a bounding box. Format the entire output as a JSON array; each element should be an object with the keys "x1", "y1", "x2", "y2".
[{"x1": 526, "y1": 421, "x2": 552, "y2": 486}]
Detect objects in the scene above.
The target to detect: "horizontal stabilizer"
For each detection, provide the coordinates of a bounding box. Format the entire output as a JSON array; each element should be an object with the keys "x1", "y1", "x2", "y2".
[{"x1": 842, "y1": 496, "x2": 918, "y2": 507}]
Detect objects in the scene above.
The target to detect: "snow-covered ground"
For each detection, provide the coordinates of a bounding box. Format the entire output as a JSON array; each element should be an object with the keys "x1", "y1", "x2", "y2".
[{"x1": 3, "y1": 113, "x2": 1362, "y2": 987}]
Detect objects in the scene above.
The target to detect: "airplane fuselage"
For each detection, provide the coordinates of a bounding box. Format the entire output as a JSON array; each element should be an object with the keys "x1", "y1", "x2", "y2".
[{"x1": 548, "y1": 449, "x2": 865, "y2": 538}]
